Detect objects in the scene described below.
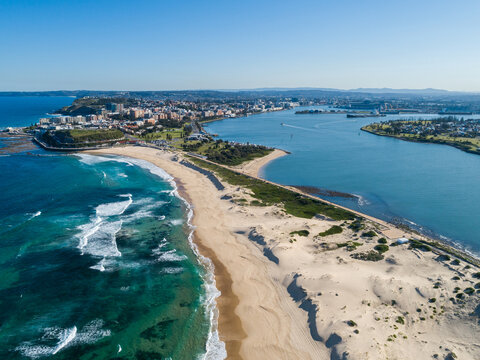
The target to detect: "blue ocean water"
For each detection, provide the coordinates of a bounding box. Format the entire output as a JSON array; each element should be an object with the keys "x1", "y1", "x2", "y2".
[
  {"x1": 0, "y1": 98, "x2": 224, "y2": 359},
  {"x1": 0, "y1": 96, "x2": 74, "y2": 128},
  {"x1": 205, "y1": 108, "x2": 480, "y2": 254}
]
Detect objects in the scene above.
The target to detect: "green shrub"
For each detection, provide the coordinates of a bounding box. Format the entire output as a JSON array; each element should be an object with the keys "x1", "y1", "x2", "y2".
[
  {"x1": 395, "y1": 316, "x2": 405, "y2": 325},
  {"x1": 351, "y1": 250, "x2": 384, "y2": 262},
  {"x1": 374, "y1": 244, "x2": 389, "y2": 253},
  {"x1": 348, "y1": 220, "x2": 364, "y2": 232},
  {"x1": 290, "y1": 230, "x2": 309, "y2": 237},
  {"x1": 378, "y1": 238, "x2": 387, "y2": 244},
  {"x1": 409, "y1": 240, "x2": 431, "y2": 252},
  {"x1": 472, "y1": 272, "x2": 480, "y2": 279},
  {"x1": 347, "y1": 320, "x2": 357, "y2": 327},
  {"x1": 337, "y1": 241, "x2": 362, "y2": 251},
  {"x1": 250, "y1": 200, "x2": 267, "y2": 206},
  {"x1": 451, "y1": 259, "x2": 460, "y2": 266},
  {"x1": 362, "y1": 230, "x2": 377, "y2": 238},
  {"x1": 318, "y1": 225, "x2": 343, "y2": 237},
  {"x1": 437, "y1": 254, "x2": 451, "y2": 261},
  {"x1": 428, "y1": 298, "x2": 436, "y2": 303}
]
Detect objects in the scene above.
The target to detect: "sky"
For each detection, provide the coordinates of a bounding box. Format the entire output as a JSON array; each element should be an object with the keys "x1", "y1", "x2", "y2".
[{"x1": 1, "y1": 0, "x2": 480, "y2": 91}]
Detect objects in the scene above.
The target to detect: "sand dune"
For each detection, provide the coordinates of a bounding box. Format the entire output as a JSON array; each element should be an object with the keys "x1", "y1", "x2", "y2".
[{"x1": 90, "y1": 146, "x2": 480, "y2": 360}]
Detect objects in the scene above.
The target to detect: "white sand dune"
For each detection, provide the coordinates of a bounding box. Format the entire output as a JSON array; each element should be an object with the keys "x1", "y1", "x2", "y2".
[{"x1": 90, "y1": 146, "x2": 480, "y2": 360}]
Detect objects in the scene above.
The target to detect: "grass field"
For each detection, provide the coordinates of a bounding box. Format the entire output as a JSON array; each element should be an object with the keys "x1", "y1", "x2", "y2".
[
  {"x1": 182, "y1": 141, "x2": 273, "y2": 165},
  {"x1": 141, "y1": 129, "x2": 185, "y2": 141}
]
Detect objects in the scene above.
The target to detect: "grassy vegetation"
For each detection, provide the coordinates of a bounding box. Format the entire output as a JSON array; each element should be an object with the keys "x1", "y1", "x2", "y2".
[
  {"x1": 56, "y1": 97, "x2": 134, "y2": 116},
  {"x1": 188, "y1": 156, "x2": 356, "y2": 220},
  {"x1": 374, "y1": 244, "x2": 389, "y2": 253},
  {"x1": 350, "y1": 250, "x2": 384, "y2": 262},
  {"x1": 182, "y1": 140, "x2": 273, "y2": 166},
  {"x1": 362, "y1": 230, "x2": 377, "y2": 238},
  {"x1": 362, "y1": 120, "x2": 480, "y2": 156},
  {"x1": 141, "y1": 129, "x2": 184, "y2": 141},
  {"x1": 290, "y1": 230, "x2": 310, "y2": 237},
  {"x1": 337, "y1": 241, "x2": 362, "y2": 251},
  {"x1": 317, "y1": 225, "x2": 343, "y2": 237},
  {"x1": 42, "y1": 129, "x2": 124, "y2": 147},
  {"x1": 378, "y1": 238, "x2": 387, "y2": 244},
  {"x1": 409, "y1": 239, "x2": 432, "y2": 252},
  {"x1": 62, "y1": 129, "x2": 123, "y2": 143},
  {"x1": 348, "y1": 220, "x2": 364, "y2": 232}
]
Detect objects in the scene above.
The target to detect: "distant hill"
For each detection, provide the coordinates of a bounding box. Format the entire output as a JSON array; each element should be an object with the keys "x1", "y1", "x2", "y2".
[{"x1": 1, "y1": 88, "x2": 480, "y2": 101}]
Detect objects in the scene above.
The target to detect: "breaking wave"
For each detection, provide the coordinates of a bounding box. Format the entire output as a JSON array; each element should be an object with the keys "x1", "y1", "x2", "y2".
[{"x1": 15, "y1": 319, "x2": 110, "y2": 358}]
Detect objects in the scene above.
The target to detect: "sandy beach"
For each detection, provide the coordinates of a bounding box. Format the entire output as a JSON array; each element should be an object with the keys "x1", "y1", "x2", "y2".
[
  {"x1": 231, "y1": 148, "x2": 288, "y2": 177},
  {"x1": 89, "y1": 146, "x2": 480, "y2": 360}
]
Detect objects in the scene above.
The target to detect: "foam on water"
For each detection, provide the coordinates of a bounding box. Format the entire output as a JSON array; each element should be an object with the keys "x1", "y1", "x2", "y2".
[
  {"x1": 170, "y1": 219, "x2": 184, "y2": 226},
  {"x1": 76, "y1": 195, "x2": 137, "y2": 269},
  {"x1": 52, "y1": 326, "x2": 77, "y2": 355},
  {"x1": 156, "y1": 249, "x2": 187, "y2": 262},
  {"x1": 76, "y1": 154, "x2": 133, "y2": 167},
  {"x1": 15, "y1": 320, "x2": 111, "y2": 358},
  {"x1": 76, "y1": 154, "x2": 173, "y2": 181},
  {"x1": 176, "y1": 191, "x2": 226, "y2": 360},
  {"x1": 355, "y1": 195, "x2": 370, "y2": 207},
  {"x1": 95, "y1": 194, "x2": 132, "y2": 217},
  {"x1": 81, "y1": 220, "x2": 123, "y2": 258},
  {"x1": 77, "y1": 217, "x2": 102, "y2": 251},
  {"x1": 76, "y1": 154, "x2": 227, "y2": 358},
  {"x1": 28, "y1": 211, "x2": 42, "y2": 220}
]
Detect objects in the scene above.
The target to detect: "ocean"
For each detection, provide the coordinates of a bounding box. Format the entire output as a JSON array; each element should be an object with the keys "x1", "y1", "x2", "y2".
[
  {"x1": 0, "y1": 96, "x2": 74, "y2": 129},
  {"x1": 0, "y1": 98, "x2": 225, "y2": 359},
  {"x1": 205, "y1": 108, "x2": 480, "y2": 255}
]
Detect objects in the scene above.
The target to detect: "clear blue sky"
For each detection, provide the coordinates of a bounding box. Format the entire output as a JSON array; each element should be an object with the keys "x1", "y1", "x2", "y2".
[{"x1": 1, "y1": 0, "x2": 479, "y2": 91}]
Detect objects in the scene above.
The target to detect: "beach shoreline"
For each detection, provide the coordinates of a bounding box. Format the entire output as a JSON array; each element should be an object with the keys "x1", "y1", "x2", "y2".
[
  {"x1": 87, "y1": 146, "x2": 480, "y2": 360},
  {"x1": 230, "y1": 148, "x2": 289, "y2": 178}
]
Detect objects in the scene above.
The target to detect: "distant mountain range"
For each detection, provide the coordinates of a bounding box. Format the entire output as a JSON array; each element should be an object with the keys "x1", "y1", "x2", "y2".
[
  {"x1": 1, "y1": 87, "x2": 479, "y2": 100},
  {"x1": 231, "y1": 87, "x2": 478, "y2": 95}
]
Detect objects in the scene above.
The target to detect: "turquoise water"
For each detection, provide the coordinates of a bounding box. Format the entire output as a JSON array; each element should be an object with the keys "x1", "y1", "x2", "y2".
[
  {"x1": 205, "y1": 108, "x2": 480, "y2": 254},
  {"x1": 0, "y1": 98, "x2": 224, "y2": 359}
]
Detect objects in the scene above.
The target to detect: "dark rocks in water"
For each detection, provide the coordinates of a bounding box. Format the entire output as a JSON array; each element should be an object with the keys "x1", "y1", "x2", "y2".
[
  {"x1": 290, "y1": 185, "x2": 356, "y2": 199},
  {"x1": 140, "y1": 319, "x2": 175, "y2": 341}
]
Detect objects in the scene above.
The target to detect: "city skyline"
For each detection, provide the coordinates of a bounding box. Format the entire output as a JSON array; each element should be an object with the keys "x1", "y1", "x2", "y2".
[{"x1": 1, "y1": 0, "x2": 480, "y2": 91}]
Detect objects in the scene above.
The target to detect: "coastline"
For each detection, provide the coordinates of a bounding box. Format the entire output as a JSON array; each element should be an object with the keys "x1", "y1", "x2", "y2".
[
  {"x1": 361, "y1": 126, "x2": 480, "y2": 156},
  {"x1": 230, "y1": 148, "x2": 289, "y2": 177},
  {"x1": 87, "y1": 146, "x2": 480, "y2": 360},
  {"x1": 88, "y1": 146, "x2": 328, "y2": 359}
]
